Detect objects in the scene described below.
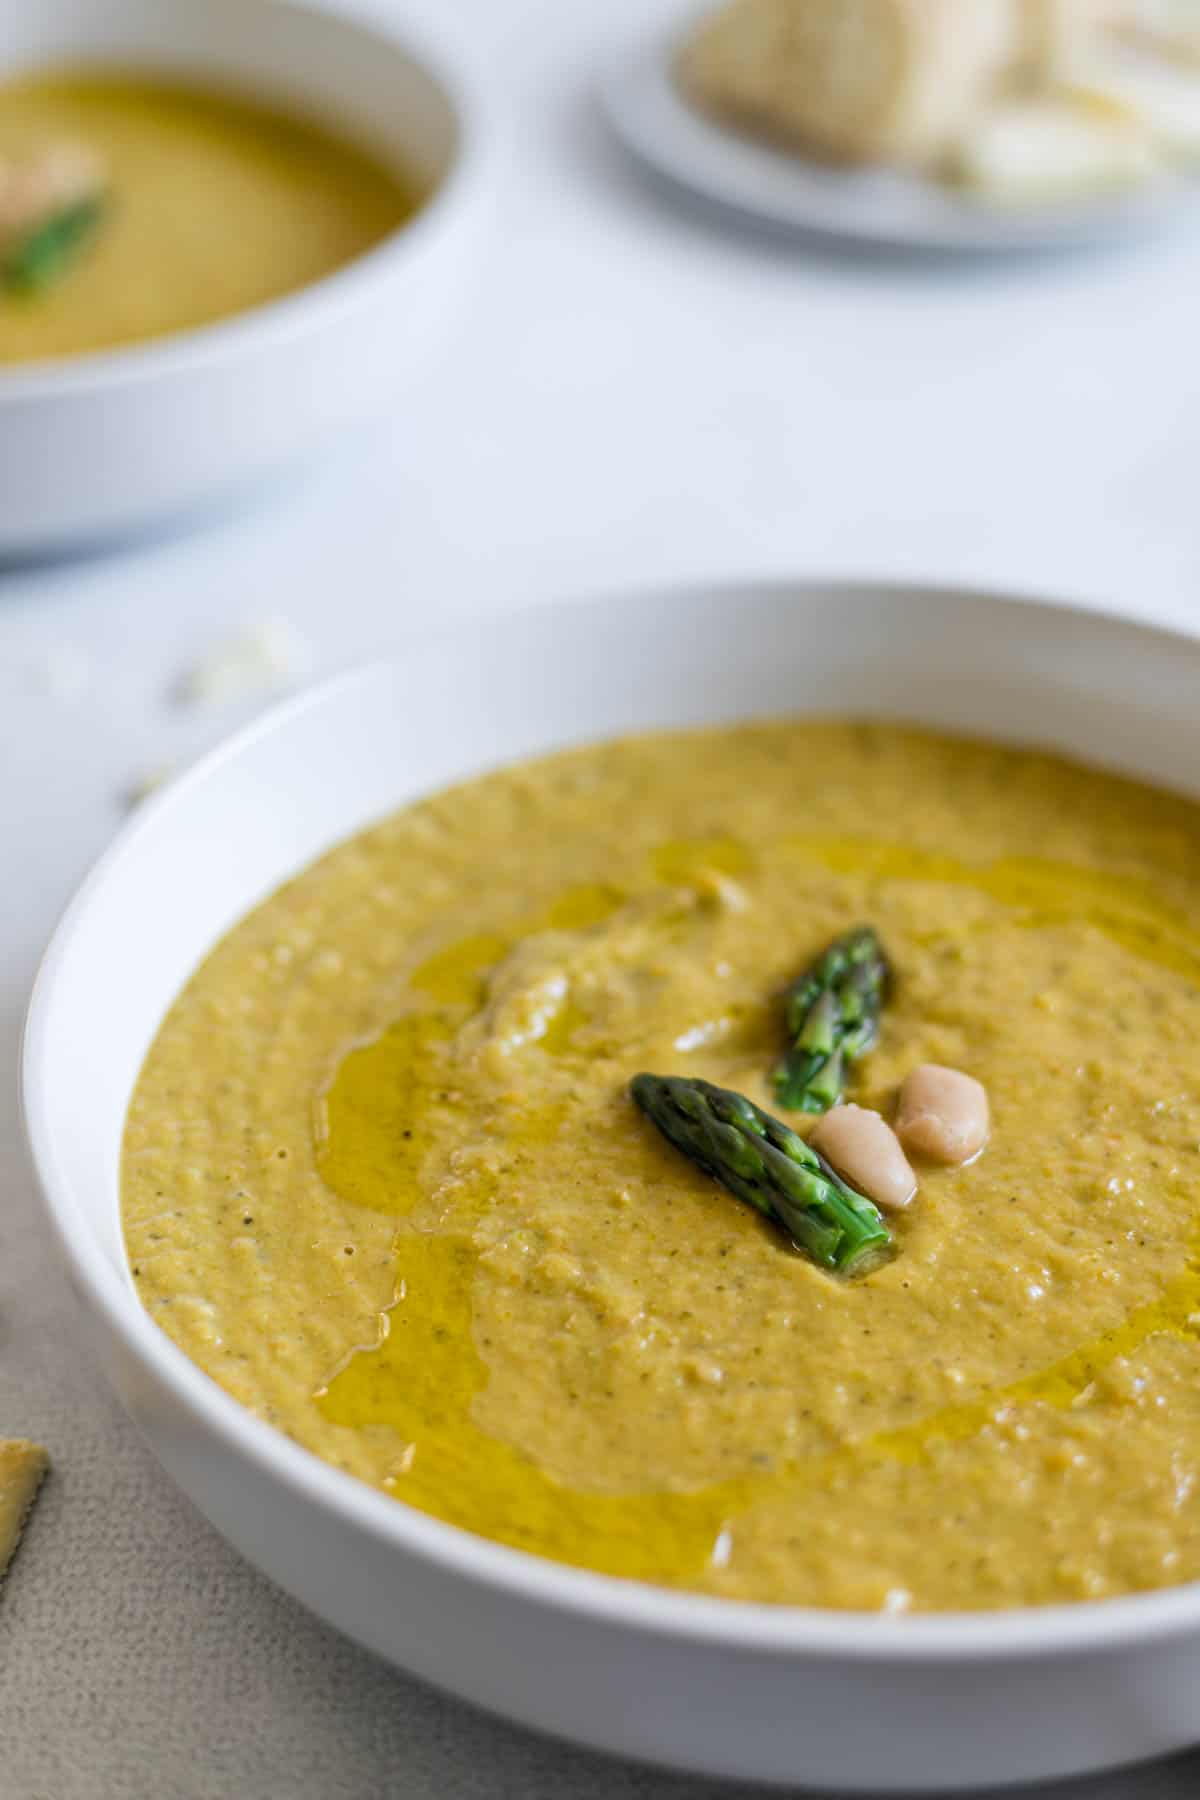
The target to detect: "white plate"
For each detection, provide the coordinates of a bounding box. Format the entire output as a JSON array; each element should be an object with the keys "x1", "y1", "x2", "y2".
[
  {"x1": 600, "y1": 20, "x2": 1192, "y2": 253},
  {"x1": 22, "y1": 578, "x2": 1200, "y2": 1792}
]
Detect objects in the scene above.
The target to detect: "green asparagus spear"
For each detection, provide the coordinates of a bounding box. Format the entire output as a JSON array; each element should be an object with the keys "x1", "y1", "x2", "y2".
[
  {"x1": 3, "y1": 195, "x2": 105, "y2": 295},
  {"x1": 630, "y1": 1072, "x2": 891, "y2": 1275},
  {"x1": 773, "y1": 925, "x2": 890, "y2": 1114}
]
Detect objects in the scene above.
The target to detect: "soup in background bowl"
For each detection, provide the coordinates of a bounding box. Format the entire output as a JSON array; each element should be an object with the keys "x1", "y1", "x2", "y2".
[{"x1": 0, "y1": 69, "x2": 425, "y2": 363}]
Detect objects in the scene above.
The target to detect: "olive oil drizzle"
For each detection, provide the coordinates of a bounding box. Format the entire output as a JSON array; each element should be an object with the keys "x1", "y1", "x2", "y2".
[
  {"x1": 786, "y1": 837, "x2": 1200, "y2": 986},
  {"x1": 314, "y1": 840, "x2": 1200, "y2": 1584}
]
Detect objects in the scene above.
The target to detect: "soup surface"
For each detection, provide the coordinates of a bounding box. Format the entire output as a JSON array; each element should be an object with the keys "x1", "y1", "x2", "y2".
[
  {"x1": 122, "y1": 724, "x2": 1200, "y2": 1611},
  {"x1": 0, "y1": 71, "x2": 423, "y2": 362}
]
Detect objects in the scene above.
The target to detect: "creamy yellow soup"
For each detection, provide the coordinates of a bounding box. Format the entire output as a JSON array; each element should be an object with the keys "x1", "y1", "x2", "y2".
[
  {"x1": 0, "y1": 72, "x2": 423, "y2": 363},
  {"x1": 121, "y1": 724, "x2": 1200, "y2": 1611}
]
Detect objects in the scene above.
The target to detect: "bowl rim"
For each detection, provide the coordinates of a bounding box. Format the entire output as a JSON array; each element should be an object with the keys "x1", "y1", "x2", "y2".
[
  {"x1": 0, "y1": 0, "x2": 492, "y2": 398},
  {"x1": 23, "y1": 575, "x2": 1200, "y2": 1664}
]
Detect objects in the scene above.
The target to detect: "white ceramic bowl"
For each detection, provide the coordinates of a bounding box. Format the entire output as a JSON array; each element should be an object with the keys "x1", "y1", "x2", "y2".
[
  {"x1": 23, "y1": 580, "x2": 1200, "y2": 1793},
  {"x1": 0, "y1": 0, "x2": 490, "y2": 552}
]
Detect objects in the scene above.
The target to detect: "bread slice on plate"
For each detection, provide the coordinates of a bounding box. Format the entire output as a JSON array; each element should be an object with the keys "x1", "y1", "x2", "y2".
[
  {"x1": 1061, "y1": 38, "x2": 1200, "y2": 159},
  {"x1": 1016, "y1": 0, "x2": 1137, "y2": 77},
  {"x1": 952, "y1": 92, "x2": 1158, "y2": 198},
  {"x1": 0, "y1": 1440, "x2": 50, "y2": 1585},
  {"x1": 679, "y1": 0, "x2": 1017, "y2": 165}
]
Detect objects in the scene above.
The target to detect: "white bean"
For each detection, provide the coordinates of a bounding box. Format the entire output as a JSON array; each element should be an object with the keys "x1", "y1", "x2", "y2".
[
  {"x1": 895, "y1": 1063, "x2": 990, "y2": 1166},
  {"x1": 808, "y1": 1104, "x2": 917, "y2": 1213}
]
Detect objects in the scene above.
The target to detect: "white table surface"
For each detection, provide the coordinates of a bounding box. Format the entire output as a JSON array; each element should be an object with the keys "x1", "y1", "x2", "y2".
[{"x1": 4, "y1": 2, "x2": 1200, "y2": 1794}]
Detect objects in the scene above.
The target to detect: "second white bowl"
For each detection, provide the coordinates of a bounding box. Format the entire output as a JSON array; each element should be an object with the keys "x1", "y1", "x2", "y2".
[{"x1": 0, "y1": 0, "x2": 491, "y2": 552}]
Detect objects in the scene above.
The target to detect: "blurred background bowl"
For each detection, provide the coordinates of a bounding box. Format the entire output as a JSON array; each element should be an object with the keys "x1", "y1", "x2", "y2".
[{"x1": 0, "y1": 0, "x2": 491, "y2": 555}]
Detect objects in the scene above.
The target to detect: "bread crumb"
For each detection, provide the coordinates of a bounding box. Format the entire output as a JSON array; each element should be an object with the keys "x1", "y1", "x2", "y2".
[
  {"x1": 122, "y1": 761, "x2": 177, "y2": 810},
  {"x1": 173, "y1": 618, "x2": 311, "y2": 710}
]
